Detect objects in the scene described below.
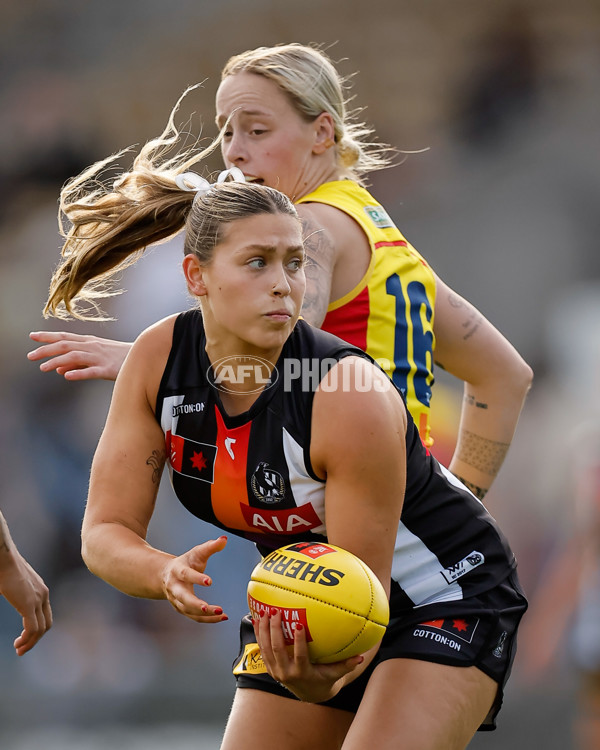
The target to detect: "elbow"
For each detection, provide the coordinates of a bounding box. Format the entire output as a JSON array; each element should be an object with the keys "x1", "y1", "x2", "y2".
[
  {"x1": 80, "y1": 534, "x2": 93, "y2": 573},
  {"x1": 80, "y1": 524, "x2": 101, "y2": 577},
  {"x1": 515, "y1": 357, "x2": 534, "y2": 400},
  {"x1": 497, "y1": 355, "x2": 533, "y2": 408}
]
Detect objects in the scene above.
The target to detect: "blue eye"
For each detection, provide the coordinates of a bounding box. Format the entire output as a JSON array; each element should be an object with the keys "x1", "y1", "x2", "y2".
[{"x1": 248, "y1": 258, "x2": 266, "y2": 269}]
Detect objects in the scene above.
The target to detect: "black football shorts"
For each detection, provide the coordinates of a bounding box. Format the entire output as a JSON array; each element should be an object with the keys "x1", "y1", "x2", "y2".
[{"x1": 232, "y1": 571, "x2": 527, "y2": 731}]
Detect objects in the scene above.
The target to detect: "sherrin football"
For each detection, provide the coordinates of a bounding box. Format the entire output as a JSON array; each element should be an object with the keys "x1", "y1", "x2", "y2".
[{"x1": 247, "y1": 541, "x2": 389, "y2": 663}]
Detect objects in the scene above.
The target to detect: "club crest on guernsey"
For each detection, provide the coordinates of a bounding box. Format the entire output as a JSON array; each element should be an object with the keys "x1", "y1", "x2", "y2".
[{"x1": 251, "y1": 462, "x2": 285, "y2": 504}]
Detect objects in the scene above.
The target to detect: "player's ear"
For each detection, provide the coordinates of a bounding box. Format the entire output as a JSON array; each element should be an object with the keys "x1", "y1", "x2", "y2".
[
  {"x1": 183, "y1": 254, "x2": 207, "y2": 296},
  {"x1": 312, "y1": 112, "x2": 336, "y2": 155}
]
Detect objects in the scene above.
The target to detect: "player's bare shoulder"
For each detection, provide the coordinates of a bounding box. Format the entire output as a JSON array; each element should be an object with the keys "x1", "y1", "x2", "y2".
[{"x1": 119, "y1": 314, "x2": 179, "y2": 399}]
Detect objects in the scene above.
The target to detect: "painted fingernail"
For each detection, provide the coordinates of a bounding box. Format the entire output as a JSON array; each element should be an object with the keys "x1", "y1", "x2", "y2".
[
  {"x1": 270, "y1": 608, "x2": 278, "y2": 617},
  {"x1": 221, "y1": 615, "x2": 228, "y2": 621},
  {"x1": 201, "y1": 605, "x2": 208, "y2": 613},
  {"x1": 295, "y1": 624, "x2": 303, "y2": 631},
  {"x1": 204, "y1": 577, "x2": 212, "y2": 586},
  {"x1": 260, "y1": 610, "x2": 267, "y2": 618},
  {"x1": 214, "y1": 607, "x2": 223, "y2": 615}
]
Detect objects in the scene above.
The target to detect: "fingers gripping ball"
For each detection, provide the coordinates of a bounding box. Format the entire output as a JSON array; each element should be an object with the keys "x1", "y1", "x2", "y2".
[{"x1": 247, "y1": 542, "x2": 389, "y2": 663}]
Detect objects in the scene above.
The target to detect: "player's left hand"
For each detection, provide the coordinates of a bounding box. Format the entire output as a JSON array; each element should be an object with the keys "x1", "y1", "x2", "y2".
[{"x1": 253, "y1": 608, "x2": 363, "y2": 703}]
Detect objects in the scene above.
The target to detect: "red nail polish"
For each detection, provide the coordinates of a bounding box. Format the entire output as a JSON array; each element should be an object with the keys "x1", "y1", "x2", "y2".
[
  {"x1": 270, "y1": 607, "x2": 279, "y2": 617},
  {"x1": 214, "y1": 607, "x2": 223, "y2": 615},
  {"x1": 295, "y1": 623, "x2": 303, "y2": 631}
]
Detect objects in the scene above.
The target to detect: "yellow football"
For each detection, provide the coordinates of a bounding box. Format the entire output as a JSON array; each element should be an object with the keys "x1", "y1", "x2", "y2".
[{"x1": 247, "y1": 541, "x2": 389, "y2": 663}]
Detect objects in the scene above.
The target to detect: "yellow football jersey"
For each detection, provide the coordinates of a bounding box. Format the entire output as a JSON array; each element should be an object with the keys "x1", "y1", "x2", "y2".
[{"x1": 297, "y1": 180, "x2": 437, "y2": 446}]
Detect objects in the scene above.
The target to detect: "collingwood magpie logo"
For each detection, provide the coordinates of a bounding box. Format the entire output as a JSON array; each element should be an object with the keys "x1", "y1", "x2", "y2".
[
  {"x1": 251, "y1": 462, "x2": 285, "y2": 504},
  {"x1": 492, "y1": 631, "x2": 507, "y2": 658}
]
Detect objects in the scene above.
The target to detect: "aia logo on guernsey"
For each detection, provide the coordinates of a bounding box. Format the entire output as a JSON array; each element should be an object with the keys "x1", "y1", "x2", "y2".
[{"x1": 241, "y1": 503, "x2": 322, "y2": 534}]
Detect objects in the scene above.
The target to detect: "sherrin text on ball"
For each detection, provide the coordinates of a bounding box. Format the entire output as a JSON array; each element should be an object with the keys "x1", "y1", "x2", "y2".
[{"x1": 247, "y1": 542, "x2": 389, "y2": 663}]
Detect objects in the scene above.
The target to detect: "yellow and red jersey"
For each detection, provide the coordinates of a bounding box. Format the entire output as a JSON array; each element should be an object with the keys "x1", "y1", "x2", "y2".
[{"x1": 297, "y1": 181, "x2": 436, "y2": 446}]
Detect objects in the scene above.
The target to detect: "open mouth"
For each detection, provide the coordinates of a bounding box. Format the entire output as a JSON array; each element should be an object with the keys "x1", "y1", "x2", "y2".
[{"x1": 245, "y1": 176, "x2": 264, "y2": 185}]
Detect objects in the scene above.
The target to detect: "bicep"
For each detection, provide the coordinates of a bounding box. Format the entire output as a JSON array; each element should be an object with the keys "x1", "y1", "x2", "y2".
[
  {"x1": 433, "y1": 274, "x2": 529, "y2": 385},
  {"x1": 83, "y1": 329, "x2": 170, "y2": 540},
  {"x1": 310, "y1": 359, "x2": 407, "y2": 592}
]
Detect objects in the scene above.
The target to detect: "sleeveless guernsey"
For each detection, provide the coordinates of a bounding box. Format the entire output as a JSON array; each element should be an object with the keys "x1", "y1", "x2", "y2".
[{"x1": 156, "y1": 312, "x2": 516, "y2": 616}]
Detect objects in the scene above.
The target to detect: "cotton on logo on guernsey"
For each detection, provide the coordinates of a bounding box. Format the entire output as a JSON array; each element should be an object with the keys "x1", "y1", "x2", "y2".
[{"x1": 172, "y1": 402, "x2": 204, "y2": 416}]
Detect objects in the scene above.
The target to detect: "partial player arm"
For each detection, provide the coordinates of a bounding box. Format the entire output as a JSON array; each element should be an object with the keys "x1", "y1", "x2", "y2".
[
  {"x1": 432, "y1": 274, "x2": 533, "y2": 499},
  {"x1": 27, "y1": 331, "x2": 133, "y2": 382},
  {"x1": 0, "y1": 510, "x2": 52, "y2": 655},
  {"x1": 295, "y1": 201, "x2": 370, "y2": 328},
  {"x1": 80, "y1": 317, "x2": 227, "y2": 623},
  {"x1": 295, "y1": 204, "x2": 337, "y2": 327},
  {"x1": 254, "y1": 357, "x2": 406, "y2": 702}
]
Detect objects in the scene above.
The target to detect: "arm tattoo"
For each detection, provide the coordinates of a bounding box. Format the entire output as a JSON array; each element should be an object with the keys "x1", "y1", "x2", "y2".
[
  {"x1": 456, "y1": 430, "x2": 510, "y2": 477},
  {"x1": 146, "y1": 449, "x2": 166, "y2": 485},
  {"x1": 464, "y1": 394, "x2": 488, "y2": 410},
  {"x1": 299, "y1": 215, "x2": 335, "y2": 327},
  {"x1": 455, "y1": 476, "x2": 487, "y2": 501},
  {"x1": 447, "y1": 292, "x2": 483, "y2": 341}
]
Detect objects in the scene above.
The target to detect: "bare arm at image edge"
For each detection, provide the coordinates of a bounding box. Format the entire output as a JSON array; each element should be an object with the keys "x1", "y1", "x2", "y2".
[
  {"x1": 0, "y1": 511, "x2": 52, "y2": 654},
  {"x1": 432, "y1": 275, "x2": 533, "y2": 499}
]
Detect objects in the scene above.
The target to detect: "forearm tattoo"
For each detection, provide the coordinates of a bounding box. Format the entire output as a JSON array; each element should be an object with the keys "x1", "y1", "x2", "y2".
[
  {"x1": 464, "y1": 393, "x2": 488, "y2": 410},
  {"x1": 299, "y1": 215, "x2": 335, "y2": 327},
  {"x1": 447, "y1": 293, "x2": 483, "y2": 341},
  {"x1": 146, "y1": 449, "x2": 166, "y2": 485},
  {"x1": 456, "y1": 430, "x2": 510, "y2": 478},
  {"x1": 455, "y1": 476, "x2": 487, "y2": 501}
]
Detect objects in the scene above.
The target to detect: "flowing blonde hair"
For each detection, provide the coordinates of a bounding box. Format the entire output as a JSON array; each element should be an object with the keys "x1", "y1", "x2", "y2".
[{"x1": 45, "y1": 87, "x2": 298, "y2": 321}]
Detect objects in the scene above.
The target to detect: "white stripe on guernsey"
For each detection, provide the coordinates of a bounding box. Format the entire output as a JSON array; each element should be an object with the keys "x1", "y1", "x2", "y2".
[
  {"x1": 160, "y1": 394, "x2": 185, "y2": 435},
  {"x1": 160, "y1": 395, "x2": 186, "y2": 483},
  {"x1": 391, "y1": 521, "x2": 463, "y2": 606},
  {"x1": 439, "y1": 463, "x2": 485, "y2": 508},
  {"x1": 282, "y1": 428, "x2": 327, "y2": 535}
]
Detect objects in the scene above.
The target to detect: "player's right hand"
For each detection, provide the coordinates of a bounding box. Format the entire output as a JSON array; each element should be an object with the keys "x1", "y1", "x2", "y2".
[
  {"x1": 161, "y1": 537, "x2": 229, "y2": 623},
  {"x1": 27, "y1": 331, "x2": 132, "y2": 381}
]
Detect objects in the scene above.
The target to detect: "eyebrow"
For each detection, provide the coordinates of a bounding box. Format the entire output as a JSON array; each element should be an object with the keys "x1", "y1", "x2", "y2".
[
  {"x1": 216, "y1": 108, "x2": 273, "y2": 127},
  {"x1": 235, "y1": 244, "x2": 305, "y2": 255}
]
